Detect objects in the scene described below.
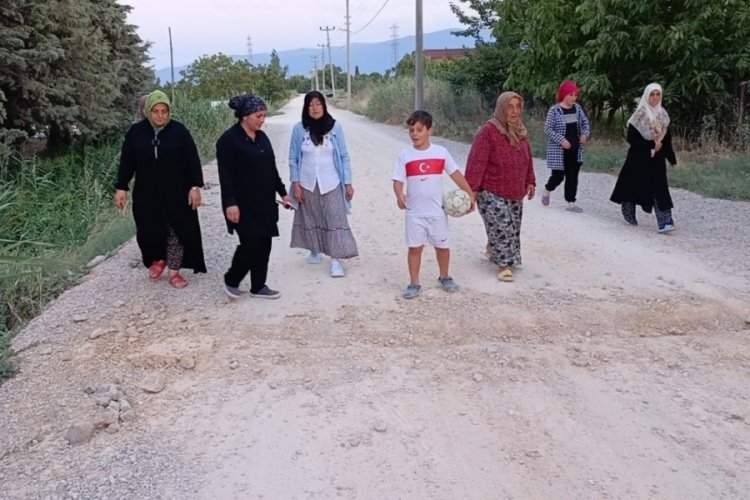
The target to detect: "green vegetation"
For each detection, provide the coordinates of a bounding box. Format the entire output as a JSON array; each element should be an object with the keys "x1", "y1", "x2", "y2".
[
  {"x1": 450, "y1": 0, "x2": 750, "y2": 147},
  {"x1": 0, "y1": 0, "x2": 152, "y2": 149},
  {"x1": 363, "y1": 77, "x2": 485, "y2": 142},
  {"x1": 175, "y1": 50, "x2": 289, "y2": 103}
]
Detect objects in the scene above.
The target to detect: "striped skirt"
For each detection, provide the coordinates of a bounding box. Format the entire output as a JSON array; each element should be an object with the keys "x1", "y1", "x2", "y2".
[{"x1": 290, "y1": 184, "x2": 359, "y2": 259}]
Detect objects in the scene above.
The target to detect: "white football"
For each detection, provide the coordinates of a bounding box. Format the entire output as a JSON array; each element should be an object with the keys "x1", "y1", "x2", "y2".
[{"x1": 443, "y1": 189, "x2": 472, "y2": 217}]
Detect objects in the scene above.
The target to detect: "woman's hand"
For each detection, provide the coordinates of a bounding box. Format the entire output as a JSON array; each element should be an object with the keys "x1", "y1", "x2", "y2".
[
  {"x1": 654, "y1": 140, "x2": 663, "y2": 152},
  {"x1": 580, "y1": 134, "x2": 588, "y2": 144},
  {"x1": 562, "y1": 139, "x2": 571, "y2": 150},
  {"x1": 225, "y1": 205, "x2": 240, "y2": 224},
  {"x1": 345, "y1": 184, "x2": 354, "y2": 201},
  {"x1": 526, "y1": 184, "x2": 536, "y2": 200},
  {"x1": 114, "y1": 189, "x2": 127, "y2": 211},
  {"x1": 188, "y1": 188, "x2": 201, "y2": 210},
  {"x1": 293, "y1": 182, "x2": 305, "y2": 204}
]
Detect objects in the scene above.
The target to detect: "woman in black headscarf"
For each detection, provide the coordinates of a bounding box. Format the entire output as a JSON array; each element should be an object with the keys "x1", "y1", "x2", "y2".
[
  {"x1": 288, "y1": 91, "x2": 358, "y2": 278},
  {"x1": 216, "y1": 93, "x2": 292, "y2": 299}
]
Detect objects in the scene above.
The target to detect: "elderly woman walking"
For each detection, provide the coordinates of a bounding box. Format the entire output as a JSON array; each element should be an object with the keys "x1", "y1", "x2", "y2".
[
  {"x1": 465, "y1": 91, "x2": 536, "y2": 283},
  {"x1": 610, "y1": 83, "x2": 678, "y2": 233},
  {"x1": 115, "y1": 90, "x2": 206, "y2": 289}
]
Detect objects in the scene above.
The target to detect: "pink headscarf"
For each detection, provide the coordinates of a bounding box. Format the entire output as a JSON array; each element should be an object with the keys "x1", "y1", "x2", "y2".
[{"x1": 556, "y1": 81, "x2": 580, "y2": 103}]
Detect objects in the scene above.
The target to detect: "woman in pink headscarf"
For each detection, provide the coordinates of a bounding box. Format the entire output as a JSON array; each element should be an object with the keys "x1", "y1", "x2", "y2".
[
  {"x1": 610, "y1": 83, "x2": 677, "y2": 233},
  {"x1": 541, "y1": 81, "x2": 591, "y2": 212}
]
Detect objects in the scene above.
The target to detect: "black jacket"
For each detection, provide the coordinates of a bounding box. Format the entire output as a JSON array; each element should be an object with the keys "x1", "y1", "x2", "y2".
[
  {"x1": 610, "y1": 124, "x2": 677, "y2": 213},
  {"x1": 216, "y1": 123, "x2": 288, "y2": 237},
  {"x1": 116, "y1": 119, "x2": 206, "y2": 272}
]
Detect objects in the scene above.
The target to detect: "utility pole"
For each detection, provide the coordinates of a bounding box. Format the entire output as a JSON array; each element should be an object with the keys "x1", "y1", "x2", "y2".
[
  {"x1": 168, "y1": 27, "x2": 175, "y2": 105},
  {"x1": 320, "y1": 25, "x2": 336, "y2": 98},
  {"x1": 390, "y1": 24, "x2": 399, "y2": 75},
  {"x1": 246, "y1": 35, "x2": 253, "y2": 64},
  {"x1": 415, "y1": 0, "x2": 424, "y2": 110},
  {"x1": 311, "y1": 56, "x2": 320, "y2": 91},
  {"x1": 317, "y1": 43, "x2": 327, "y2": 93},
  {"x1": 345, "y1": 0, "x2": 351, "y2": 109}
]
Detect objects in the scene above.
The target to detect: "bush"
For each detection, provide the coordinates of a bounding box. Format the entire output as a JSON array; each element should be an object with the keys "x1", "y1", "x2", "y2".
[{"x1": 363, "y1": 77, "x2": 487, "y2": 142}]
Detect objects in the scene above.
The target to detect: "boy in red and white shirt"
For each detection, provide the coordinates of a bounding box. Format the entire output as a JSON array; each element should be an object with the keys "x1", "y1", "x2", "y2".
[{"x1": 392, "y1": 110, "x2": 475, "y2": 299}]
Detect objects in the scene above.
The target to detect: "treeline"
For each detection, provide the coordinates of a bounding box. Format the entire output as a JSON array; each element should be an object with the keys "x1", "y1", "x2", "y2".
[
  {"x1": 173, "y1": 51, "x2": 290, "y2": 103},
  {"x1": 448, "y1": 0, "x2": 750, "y2": 146}
]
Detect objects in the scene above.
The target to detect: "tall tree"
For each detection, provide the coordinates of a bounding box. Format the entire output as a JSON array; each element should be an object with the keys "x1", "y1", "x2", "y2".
[
  {"x1": 0, "y1": 0, "x2": 152, "y2": 148},
  {"x1": 177, "y1": 54, "x2": 255, "y2": 100},
  {"x1": 254, "y1": 50, "x2": 288, "y2": 102}
]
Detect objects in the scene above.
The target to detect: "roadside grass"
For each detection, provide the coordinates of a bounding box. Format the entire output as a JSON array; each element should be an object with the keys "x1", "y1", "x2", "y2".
[{"x1": 0, "y1": 99, "x2": 235, "y2": 382}]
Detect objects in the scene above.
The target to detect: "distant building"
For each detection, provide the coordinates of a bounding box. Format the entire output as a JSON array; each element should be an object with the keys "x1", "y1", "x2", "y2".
[{"x1": 423, "y1": 48, "x2": 474, "y2": 61}]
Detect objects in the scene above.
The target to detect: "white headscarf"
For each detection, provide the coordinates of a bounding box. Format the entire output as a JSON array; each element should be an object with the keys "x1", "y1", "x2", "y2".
[{"x1": 627, "y1": 83, "x2": 670, "y2": 141}]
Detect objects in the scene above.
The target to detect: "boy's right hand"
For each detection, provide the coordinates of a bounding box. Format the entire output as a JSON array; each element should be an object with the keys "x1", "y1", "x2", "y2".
[{"x1": 396, "y1": 193, "x2": 407, "y2": 210}]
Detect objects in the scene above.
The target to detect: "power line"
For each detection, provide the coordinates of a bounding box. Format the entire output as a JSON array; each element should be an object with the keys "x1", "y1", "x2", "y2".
[
  {"x1": 351, "y1": 0, "x2": 390, "y2": 35},
  {"x1": 390, "y1": 24, "x2": 399, "y2": 70},
  {"x1": 320, "y1": 26, "x2": 337, "y2": 97}
]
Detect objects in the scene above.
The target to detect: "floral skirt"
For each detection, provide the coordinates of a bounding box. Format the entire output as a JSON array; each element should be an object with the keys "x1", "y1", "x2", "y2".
[{"x1": 477, "y1": 190, "x2": 523, "y2": 267}]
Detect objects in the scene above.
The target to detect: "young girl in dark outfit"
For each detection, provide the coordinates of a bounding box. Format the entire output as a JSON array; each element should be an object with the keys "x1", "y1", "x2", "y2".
[{"x1": 541, "y1": 81, "x2": 591, "y2": 212}]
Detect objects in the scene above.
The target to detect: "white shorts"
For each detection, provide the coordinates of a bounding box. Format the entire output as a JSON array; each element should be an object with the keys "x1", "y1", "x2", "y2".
[{"x1": 405, "y1": 215, "x2": 450, "y2": 249}]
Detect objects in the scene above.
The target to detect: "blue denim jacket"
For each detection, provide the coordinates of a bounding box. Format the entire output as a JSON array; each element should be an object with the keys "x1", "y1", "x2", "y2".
[{"x1": 288, "y1": 121, "x2": 352, "y2": 212}]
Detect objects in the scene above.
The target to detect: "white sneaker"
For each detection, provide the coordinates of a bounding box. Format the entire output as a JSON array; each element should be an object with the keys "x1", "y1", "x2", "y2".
[
  {"x1": 330, "y1": 259, "x2": 345, "y2": 277},
  {"x1": 307, "y1": 251, "x2": 321, "y2": 264}
]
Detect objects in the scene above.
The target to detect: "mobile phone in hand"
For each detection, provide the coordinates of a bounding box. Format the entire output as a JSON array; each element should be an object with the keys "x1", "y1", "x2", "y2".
[{"x1": 277, "y1": 200, "x2": 295, "y2": 210}]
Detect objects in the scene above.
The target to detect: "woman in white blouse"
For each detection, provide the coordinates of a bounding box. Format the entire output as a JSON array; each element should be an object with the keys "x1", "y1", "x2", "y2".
[{"x1": 288, "y1": 91, "x2": 358, "y2": 277}]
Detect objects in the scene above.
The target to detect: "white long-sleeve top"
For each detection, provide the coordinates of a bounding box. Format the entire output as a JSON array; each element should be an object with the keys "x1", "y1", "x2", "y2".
[{"x1": 298, "y1": 133, "x2": 340, "y2": 195}]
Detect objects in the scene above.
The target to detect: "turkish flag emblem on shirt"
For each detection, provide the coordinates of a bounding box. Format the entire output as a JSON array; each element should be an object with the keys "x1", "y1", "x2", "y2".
[{"x1": 405, "y1": 158, "x2": 445, "y2": 177}]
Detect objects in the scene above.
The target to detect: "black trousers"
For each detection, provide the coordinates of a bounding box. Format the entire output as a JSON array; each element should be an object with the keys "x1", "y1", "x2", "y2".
[
  {"x1": 224, "y1": 227, "x2": 273, "y2": 293},
  {"x1": 545, "y1": 155, "x2": 581, "y2": 203}
]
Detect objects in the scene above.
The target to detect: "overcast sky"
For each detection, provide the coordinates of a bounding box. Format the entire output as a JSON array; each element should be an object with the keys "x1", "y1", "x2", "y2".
[{"x1": 117, "y1": 0, "x2": 468, "y2": 70}]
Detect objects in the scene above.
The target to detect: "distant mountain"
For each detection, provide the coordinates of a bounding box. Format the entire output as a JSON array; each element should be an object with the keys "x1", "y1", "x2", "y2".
[{"x1": 156, "y1": 28, "x2": 488, "y2": 84}]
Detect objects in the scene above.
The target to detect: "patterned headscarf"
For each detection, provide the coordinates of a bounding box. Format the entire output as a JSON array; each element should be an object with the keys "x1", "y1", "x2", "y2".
[
  {"x1": 489, "y1": 91, "x2": 528, "y2": 148},
  {"x1": 228, "y1": 93, "x2": 267, "y2": 119},
  {"x1": 627, "y1": 83, "x2": 670, "y2": 141},
  {"x1": 145, "y1": 90, "x2": 171, "y2": 130}
]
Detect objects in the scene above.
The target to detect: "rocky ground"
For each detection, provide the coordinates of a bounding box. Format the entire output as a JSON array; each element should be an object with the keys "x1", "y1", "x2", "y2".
[{"x1": 1, "y1": 96, "x2": 748, "y2": 499}]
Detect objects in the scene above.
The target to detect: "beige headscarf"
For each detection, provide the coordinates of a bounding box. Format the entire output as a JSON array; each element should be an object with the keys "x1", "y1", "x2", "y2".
[
  {"x1": 627, "y1": 83, "x2": 670, "y2": 141},
  {"x1": 489, "y1": 91, "x2": 528, "y2": 148}
]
